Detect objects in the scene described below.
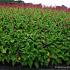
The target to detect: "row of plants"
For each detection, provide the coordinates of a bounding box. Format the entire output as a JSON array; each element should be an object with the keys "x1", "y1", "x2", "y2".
[
  {"x1": 0, "y1": 2, "x2": 70, "y2": 12},
  {"x1": 0, "y1": 0, "x2": 14, "y2": 2},
  {"x1": 0, "y1": 7, "x2": 70, "y2": 68}
]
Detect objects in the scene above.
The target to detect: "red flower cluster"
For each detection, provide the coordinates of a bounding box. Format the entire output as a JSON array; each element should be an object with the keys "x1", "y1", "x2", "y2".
[
  {"x1": 0, "y1": 2, "x2": 42, "y2": 8},
  {"x1": 0, "y1": 2, "x2": 70, "y2": 12}
]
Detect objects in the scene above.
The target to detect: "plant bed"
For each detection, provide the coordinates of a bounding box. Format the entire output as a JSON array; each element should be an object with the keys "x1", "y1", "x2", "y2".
[{"x1": 0, "y1": 7, "x2": 70, "y2": 70}]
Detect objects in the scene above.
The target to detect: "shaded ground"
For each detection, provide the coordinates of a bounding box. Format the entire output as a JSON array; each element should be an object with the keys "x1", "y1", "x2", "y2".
[{"x1": 0, "y1": 61, "x2": 70, "y2": 70}]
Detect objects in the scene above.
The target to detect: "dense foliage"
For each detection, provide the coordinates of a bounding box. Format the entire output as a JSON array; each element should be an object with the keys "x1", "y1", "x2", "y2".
[
  {"x1": 0, "y1": 0, "x2": 14, "y2": 2},
  {"x1": 0, "y1": 8, "x2": 70, "y2": 68}
]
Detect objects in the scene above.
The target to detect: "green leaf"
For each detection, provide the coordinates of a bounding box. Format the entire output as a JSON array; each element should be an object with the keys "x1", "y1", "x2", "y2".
[{"x1": 2, "y1": 49, "x2": 7, "y2": 53}]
